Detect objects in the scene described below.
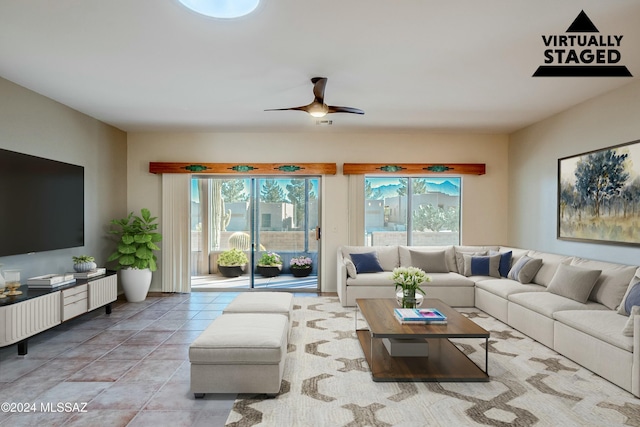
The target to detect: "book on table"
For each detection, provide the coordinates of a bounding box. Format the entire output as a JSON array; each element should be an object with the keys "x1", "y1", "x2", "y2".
[
  {"x1": 27, "y1": 273, "x2": 75, "y2": 285},
  {"x1": 71, "y1": 268, "x2": 107, "y2": 279},
  {"x1": 394, "y1": 308, "x2": 448, "y2": 324}
]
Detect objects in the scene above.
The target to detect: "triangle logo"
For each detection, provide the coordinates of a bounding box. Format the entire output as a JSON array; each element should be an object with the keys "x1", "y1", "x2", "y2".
[
  {"x1": 533, "y1": 10, "x2": 632, "y2": 77},
  {"x1": 566, "y1": 10, "x2": 599, "y2": 33}
]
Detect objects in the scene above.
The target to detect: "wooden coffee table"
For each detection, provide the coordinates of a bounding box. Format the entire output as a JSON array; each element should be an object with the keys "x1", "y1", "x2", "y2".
[{"x1": 355, "y1": 298, "x2": 490, "y2": 382}]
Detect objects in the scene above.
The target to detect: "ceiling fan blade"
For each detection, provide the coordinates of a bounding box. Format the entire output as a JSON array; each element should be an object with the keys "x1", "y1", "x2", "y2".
[
  {"x1": 327, "y1": 105, "x2": 365, "y2": 115},
  {"x1": 264, "y1": 105, "x2": 310, "y2": 113},
  {"x1": 311, "y1": 77, "x2": 327, "y2": 103}
]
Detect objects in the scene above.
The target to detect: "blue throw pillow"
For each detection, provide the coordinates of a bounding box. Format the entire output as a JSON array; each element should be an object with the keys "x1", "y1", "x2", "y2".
[
  {"x1": 350, "y1": 252, "x2": 384, "y2": 274},
  {"x1": 625, "y1": 282, "x2": 640, "y2": 314},
  {"x1": 463, "y1": 254, "x2": 501, "y2": 278},
  {"x1": 490, "y1": 250, "x2": 512, "y2": 277}
]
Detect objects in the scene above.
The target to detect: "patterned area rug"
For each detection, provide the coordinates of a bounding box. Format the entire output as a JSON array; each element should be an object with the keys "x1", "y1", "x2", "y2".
[{"x1": 225, "y1": 297, "x2": 640, "y2": 427}]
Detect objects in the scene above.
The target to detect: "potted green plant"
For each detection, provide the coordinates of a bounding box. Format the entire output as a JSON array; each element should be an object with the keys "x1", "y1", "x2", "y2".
[
  {"x1": 218, "y1": 248, "x2": 249, "y2": 278},
  {"x1": 289, "y1": 255, "x2": 313, "y2": 277},
  {"x1": 107, "y1": 208, "x2": 162, "y2": 302},
  {"x1": 390, "y1": 266, "x2": 431, "y2": 308},
  {"x1": 72, "y1": 255, "x2": 97, "y2": 272},
  {"x1": 257, "y1": 251, "x2": 282, "y2": 277}
]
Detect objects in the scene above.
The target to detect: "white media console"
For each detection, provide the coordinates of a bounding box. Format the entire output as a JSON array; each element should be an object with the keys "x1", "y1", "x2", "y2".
[{"x1": 0, "y1": 271, "x2": 117, "y2": 355}]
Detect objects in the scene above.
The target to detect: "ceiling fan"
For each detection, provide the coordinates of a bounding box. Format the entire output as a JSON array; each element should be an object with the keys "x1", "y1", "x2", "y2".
[{"x1": 265, "y1": 77, "x2": 364, "y2": 118}]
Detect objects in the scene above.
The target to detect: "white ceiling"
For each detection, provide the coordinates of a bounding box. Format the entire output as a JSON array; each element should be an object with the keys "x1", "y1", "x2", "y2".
[{"x1": 0, "y1": 0, "x2": 638, "y2": 133}]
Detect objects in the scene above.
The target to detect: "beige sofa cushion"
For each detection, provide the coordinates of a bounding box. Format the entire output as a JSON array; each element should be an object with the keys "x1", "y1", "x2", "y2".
[
  {"x1": 508, "y1": 291, "x2": 608, "y2": 318},
  {"x1": 571, "y1": 258, "x2": 637, "y2": 310},
  {"x1": 410, "y1": 250, "x2": 449, "y2": 273},
  {"x1": 189, "y1": 313, "x2": 287, "y2": 364},
  {"x1": 553, "y1": 310, "x2": 633, "y2": 352},
  {"x1": 527, "y1": 251, "x2": 574, "y2": 287},
  {"x1": 346, "y1": 272, "x2": 395, "y2": 287},
  {"x1": 399, "y1": 246, "x2": 456, "y2": 272},
  {"x1": 475, "y1": 278, "x2": 546, "y2": 299},
  {"x1": 546, "y1": 264, "x2": 601, "y2": 304},
  {"x1": 421, "y1": 272, "x2": 475, "y2": 287},
  {"x1": 342, "y1": 246, "x2": 399, "y2": 272}
]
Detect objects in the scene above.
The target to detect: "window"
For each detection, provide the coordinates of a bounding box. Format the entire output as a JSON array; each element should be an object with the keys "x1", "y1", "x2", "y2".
[
  {"x1": 364, "y1": 177, "x2": 461, "y2": 246},
  {"x1": 261, "y1": 213, "x2": 272, "y2": 229}
]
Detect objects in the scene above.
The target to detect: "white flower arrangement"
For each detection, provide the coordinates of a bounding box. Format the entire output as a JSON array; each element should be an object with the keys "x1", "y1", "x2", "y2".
[{"x1": 390, "y1": 266, "x2": 431, "y2": 295}]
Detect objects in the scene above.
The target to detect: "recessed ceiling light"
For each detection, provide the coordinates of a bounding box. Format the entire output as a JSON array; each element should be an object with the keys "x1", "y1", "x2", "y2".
[{"x1": 177, "y1": 0, "x2": 260, "y2": 19}]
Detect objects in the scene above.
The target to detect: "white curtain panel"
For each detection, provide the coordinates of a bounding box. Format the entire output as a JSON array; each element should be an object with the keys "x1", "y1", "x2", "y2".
[{"x1": 161, "y1": 173, "x2": 191, "y2": 293}]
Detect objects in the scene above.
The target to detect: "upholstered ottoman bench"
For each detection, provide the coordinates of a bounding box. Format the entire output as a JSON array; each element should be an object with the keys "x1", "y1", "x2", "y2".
[
  {"x1": 223, "y1": 292, "x2": 294, "y2": 333},
  {"x1": 190, "y1": 313, "x2": 288, "y2": 397}
]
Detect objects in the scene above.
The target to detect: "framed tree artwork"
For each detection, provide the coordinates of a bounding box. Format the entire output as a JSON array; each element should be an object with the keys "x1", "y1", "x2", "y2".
[{"x1": 558, "y1": 139, "x2": 640, "y2": 246}]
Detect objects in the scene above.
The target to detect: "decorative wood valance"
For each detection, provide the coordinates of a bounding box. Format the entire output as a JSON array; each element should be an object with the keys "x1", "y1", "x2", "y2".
[
  {"x1": 149, "y1": 162, "x2": 337, "y2": 175},
  {"x1": 342, "y1": 163, "x2": 485, "y2": 175}
]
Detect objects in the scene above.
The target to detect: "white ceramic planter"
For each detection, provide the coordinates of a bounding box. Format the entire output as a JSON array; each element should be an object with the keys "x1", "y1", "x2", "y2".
[
  {"x1": 120, "y1": 268, "x2": 152, "y2": 302},
  {"x1": 74, "y1": 261, "x2": 97, "y2": 272}
]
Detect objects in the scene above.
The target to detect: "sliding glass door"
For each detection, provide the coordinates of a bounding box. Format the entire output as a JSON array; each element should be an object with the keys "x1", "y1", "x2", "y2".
[{"x1": 190, "y1": 176, "x2": 320, "y2": 291}]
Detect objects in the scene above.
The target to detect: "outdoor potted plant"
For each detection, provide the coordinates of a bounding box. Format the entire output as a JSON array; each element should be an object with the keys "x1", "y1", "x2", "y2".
[
  {"x1": 391, "y1": 266, "x2": 431, "y2": 308},
  {"x1": 107, "y1": 208, "x2": 162, "y2": 302},
  {"x1": 289, "y1": 255, "x2": 313, "y2": 277},
  {"x1": 256, "y1": 251, "x2": 282, "y2": 277},
  {"x1": 218, "y1": 248, "x2": 249, "y2": 278},
  {"x1": 72, "y1": 255, "x2": 97, "y2": 272}
]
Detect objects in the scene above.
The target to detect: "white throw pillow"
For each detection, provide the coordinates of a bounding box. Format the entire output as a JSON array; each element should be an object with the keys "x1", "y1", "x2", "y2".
[
  {"x1": 507, "y1": 255, "x2": 543, "y2": 284},
  {"x1": 547, "y1": 264, "x2": 601, "y2": 304},
  {"x1": 622, "y1": 305, "x2": 639, "y2": 337},
  {"x1": 344, "y1": 259, "x2": 357, "y2": 278}
]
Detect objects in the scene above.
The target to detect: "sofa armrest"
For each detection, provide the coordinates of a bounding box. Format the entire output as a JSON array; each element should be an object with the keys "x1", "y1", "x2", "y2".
[
  {"x1": 633, "y1": 315, "x2": 640, "y2": 397},
  {"x1": 337, "y1": 249, "x2": 348, "y2": 306}
]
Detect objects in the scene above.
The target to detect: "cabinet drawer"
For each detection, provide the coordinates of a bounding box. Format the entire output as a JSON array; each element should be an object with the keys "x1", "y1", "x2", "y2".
[
  {"x1": 62, "y1": 284, "x2": 88, "y2": 304},
  {"x1": 61, "y1": 284, "x2": 88, "y2": 321},
  {"x1": 62, "y1": 298, "x2": 87, "y2": 321}
]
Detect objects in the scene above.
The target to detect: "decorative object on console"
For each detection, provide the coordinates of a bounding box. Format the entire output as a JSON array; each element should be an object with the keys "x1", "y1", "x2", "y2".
[
  {"x1": 72, "y1": 255, "x2": 97, "y2": 272},
  {"x1": 107, "y1": 208, "x2": 162, "y2": 302},
  {"x1": 72, "y1": 267, "x2": 107, "y2": 279},
  {"x1": 290, "y1": 256, "x2": 313, "y2": 277},
  {"x1": 558, "y1": 139, "x2": 640, "y2": 246},
  {"x1": 27, "y1": 273, "x2": 75, "y2": 289},
  {"x1": 217, "y1": 248, "x2": 249, "y2": 278},
  {"x1": 257, "y1": 252, "x2": 283, "y2": 277},
  {"x1": 4, "y1": 269, "x2": 22, "y2": 296},
  {"x1": 391, "y1": 266, "x2": 430, "y2": 308}
]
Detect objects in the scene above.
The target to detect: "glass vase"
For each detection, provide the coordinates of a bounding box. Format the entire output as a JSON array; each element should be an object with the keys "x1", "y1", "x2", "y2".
[{"x1": 396, "y1": 289, "x2": 424, "y2": 309}]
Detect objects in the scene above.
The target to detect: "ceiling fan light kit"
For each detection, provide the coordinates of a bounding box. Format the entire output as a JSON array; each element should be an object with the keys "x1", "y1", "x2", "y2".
[
  {"x1": 266, "y1": 77, "x2": 364, "y2": 118},
  {"x1": 177, "y1": 0, "x2": 260, "y2": 19}
]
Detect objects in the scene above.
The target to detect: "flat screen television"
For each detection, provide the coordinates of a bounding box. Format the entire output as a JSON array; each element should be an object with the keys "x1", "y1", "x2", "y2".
[{"x1": 0, "y1": 148, "x2": 84, "y2": 257}]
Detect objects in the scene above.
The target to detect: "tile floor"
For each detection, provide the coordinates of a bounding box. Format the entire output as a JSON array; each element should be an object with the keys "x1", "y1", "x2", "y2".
[{"x1": 0, "y1": 291, "x2": 281, "y2": 427}]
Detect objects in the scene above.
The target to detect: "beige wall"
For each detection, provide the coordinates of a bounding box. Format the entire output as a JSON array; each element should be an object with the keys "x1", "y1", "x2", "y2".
[
  {"x1": 127, "y1": 132, "x2": 509, "y2": 292},
  {"x1": 508, "y1": 80, "x2": 640, "y2": 265},
  {"x1": 0, "y1": 77, "x2": 127, "y2": 280}
]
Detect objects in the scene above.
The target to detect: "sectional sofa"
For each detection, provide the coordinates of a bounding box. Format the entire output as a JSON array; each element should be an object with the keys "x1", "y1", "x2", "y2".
[{"x1": 337, "y1": 245, "x2": 640, "y2": 397}]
